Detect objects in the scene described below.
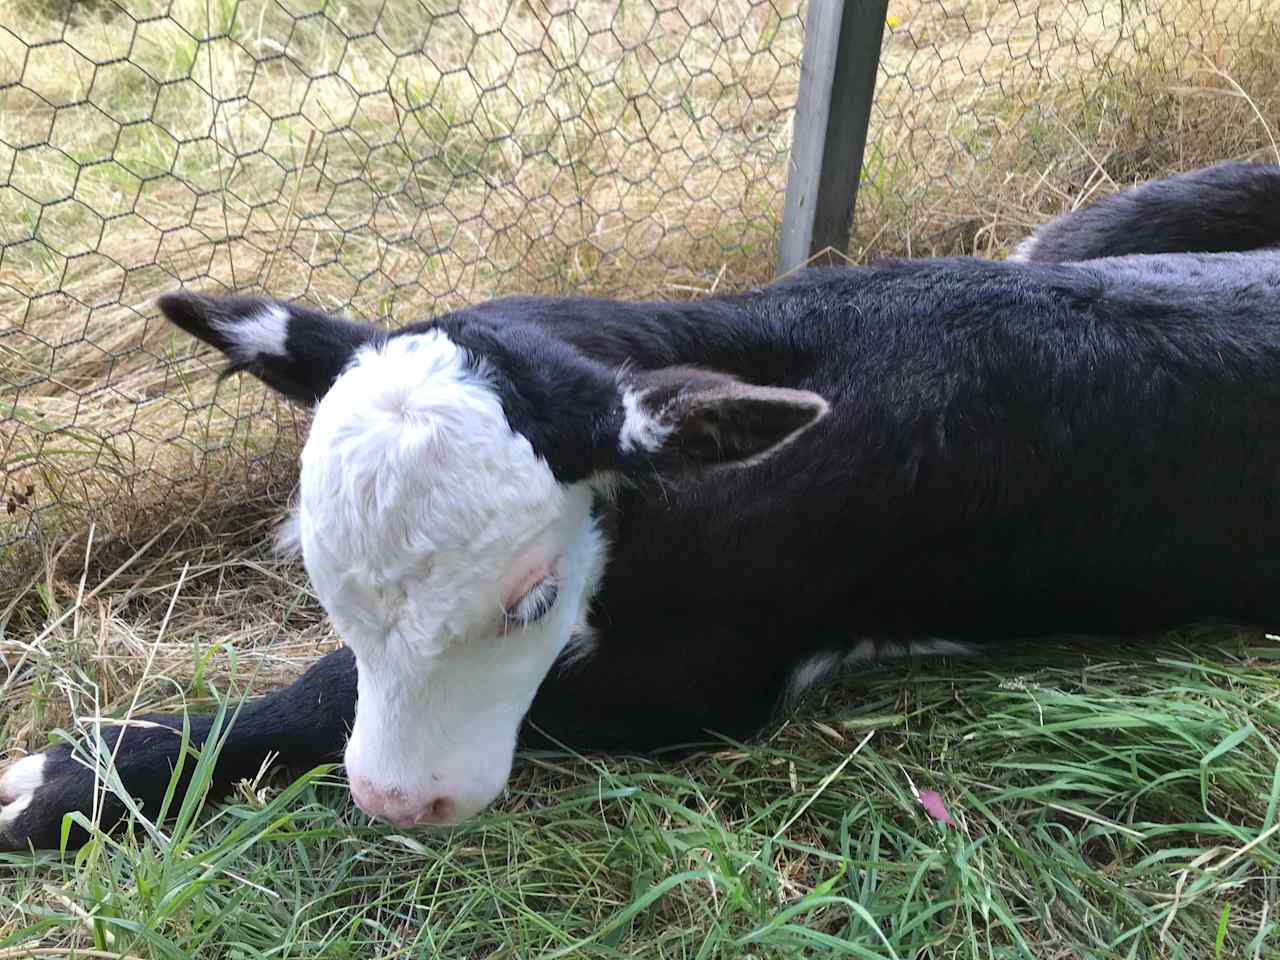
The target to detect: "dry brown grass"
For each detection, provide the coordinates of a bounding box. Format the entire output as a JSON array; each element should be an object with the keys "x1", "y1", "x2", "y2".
[
  {"x1": 0, "y1": 0, "x2": 1275, "y2": 731},
  {"x1": 2, "y1": 4, "x2": 1280, "y2": 956},
  {"x1": 4, "y1": 0, "x2": 1280, "y2": 582},
  {"x1": 0, "y1": 0, "x2": 1273, "y2": 751},
  {"x1": 858, "y1": 0, "x2": 1280, "y2": 258},
  {"x1": 0, "y1": 0, "x2": 804, "y2": 575},
  {"x1": 1, "y1": 495, "x2": 330, "y2": 757}
]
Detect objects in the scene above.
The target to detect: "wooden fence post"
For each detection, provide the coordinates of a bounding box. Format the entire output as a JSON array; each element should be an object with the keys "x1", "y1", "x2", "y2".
[{"x1": 777, "y1": 0, "x2": 889, "y2": 276}]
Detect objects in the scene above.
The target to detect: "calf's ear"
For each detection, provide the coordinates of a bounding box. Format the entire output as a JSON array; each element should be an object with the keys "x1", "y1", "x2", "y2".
[
  {"x1": 616, "y1": 366, "x2": 828, "y2": 472},
  {"x1": 158, "y1": 291, "x2": 383, "y2": 406}
]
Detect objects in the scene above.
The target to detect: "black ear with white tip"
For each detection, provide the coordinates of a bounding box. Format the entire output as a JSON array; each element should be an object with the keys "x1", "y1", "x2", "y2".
[
  {"x1": 617, "y1": 366, "x2": 829, "y2": 472},
  {"x1": 157, "y1": 291, "x2": 384, "y2": 406}
]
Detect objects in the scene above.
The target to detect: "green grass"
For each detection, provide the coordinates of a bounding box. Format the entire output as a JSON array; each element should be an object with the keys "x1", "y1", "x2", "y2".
[
  {"x1": 3, "y1": 630, "x2": 1279, "y2": 958},
  {"x1": 5, "y1": 0, "x2": 1280, "y2": 956}
]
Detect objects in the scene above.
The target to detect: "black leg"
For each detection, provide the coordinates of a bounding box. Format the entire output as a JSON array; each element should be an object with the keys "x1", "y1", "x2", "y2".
[
  {"x1": 0, "y1": 647, "x2": 356, "y2": 852},
  {"x1": 3, "y1": 628, "x2": 786, "y2": 852}
]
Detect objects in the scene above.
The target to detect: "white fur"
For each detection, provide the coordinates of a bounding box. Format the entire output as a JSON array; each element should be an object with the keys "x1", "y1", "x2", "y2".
[
  {"x1": 786, "y1": 638, "x2": 977, "y2": 697},
  {"x1": 618, "y1": 387, "x2": 672, "y2": 454},
  {"x1": 560, "y1": 623, "x2": 599, "y2": 667},
  {"x1": 845, "y1": 638, "x2": 879, "y2": 662},
  {"x1": 274, "y1": 508, "x2": 303, "y2": 557},
  {"x1": 0, "y1": 753, "x2": 47, "y2": 829},
  {"x1": 213, "y1": 303, "x2": 289, "y2": 361},
  {"x1": 786, "y1": 652, "x2": 842, "y2": 698},
  {"x1": 907, "y1": 638, "x2": 975, "y2": 658},
  {"x1": 297, "y1": 330, "x2": 608, "y2": 824},
  {"x1": 1008, "y1": 235, "x2": 1038, "y2": 263}
]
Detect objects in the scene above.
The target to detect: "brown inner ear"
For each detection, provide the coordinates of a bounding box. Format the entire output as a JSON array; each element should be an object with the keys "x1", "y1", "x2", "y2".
[
  {"x1": 628, "y1": 366, "x2": 829, "y2": 468},
  {"x1": 664, "y1": 387, "x2": 828, "y2": 462}
]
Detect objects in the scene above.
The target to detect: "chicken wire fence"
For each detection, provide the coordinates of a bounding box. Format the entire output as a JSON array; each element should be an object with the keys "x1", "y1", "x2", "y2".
[{"x1": 2, "y1": 0, "x2": 1278, "y2": 576}]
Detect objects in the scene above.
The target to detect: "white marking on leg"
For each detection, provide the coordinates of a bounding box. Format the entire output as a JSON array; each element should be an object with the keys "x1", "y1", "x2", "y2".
[
  {"x1": 907, "y1": 638, "x2": 977, "y2": 658},
  {"x1": 212, "y1": 303, "x2": 289, "y2": 361},
  {"x1": 0, "y1": 753, "x2": 47, "y2": 802},
  {"x1": 786, "y1": 651, "x2": 842, "y2": 698},
  {"x1": 1008, "y1": 235, "x2": 1038, "y2": 263},
  {"x1": 789, "y1": 638, "x2": 978, "y2": 698},
  {"x1": 843, "y1": 638, "x2": 879, "y2": 662},
  {"x1": 0, "y1": 753, "x2": 47, "y2": 828},
  {"x1": 0, "y1": 791, "x2": 32, "y2": 828},
  {"x1": 618, "y1": 388, "x2": 672, "y2": 454}
]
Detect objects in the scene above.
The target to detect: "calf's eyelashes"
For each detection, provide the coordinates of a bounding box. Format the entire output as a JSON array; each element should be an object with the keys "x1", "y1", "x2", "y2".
[{"x1": 502, "y1": 576, "x2": 559, "y2": 634}]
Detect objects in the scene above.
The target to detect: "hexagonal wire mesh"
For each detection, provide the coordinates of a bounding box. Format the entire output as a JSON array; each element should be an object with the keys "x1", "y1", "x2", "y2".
[
  {"x1": 859, "y1": 0, "x2": 1280, "y2": 258},
  {"x1": 0, "y1": 0, "x2": 805, "y2": 580},
  {"x1": 1, "y1": 0, "x2": 1278, "y2": 584}
]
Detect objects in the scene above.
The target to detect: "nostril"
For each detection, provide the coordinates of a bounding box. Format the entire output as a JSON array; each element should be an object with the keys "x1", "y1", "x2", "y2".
[{"x1": 348, "y1": 776, "x2": 459, "y2": 827}]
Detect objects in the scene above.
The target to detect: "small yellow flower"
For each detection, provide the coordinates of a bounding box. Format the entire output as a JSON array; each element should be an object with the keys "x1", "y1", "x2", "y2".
[{"x1": 886, "y1": 15, "x2": 901, "y2": 28}]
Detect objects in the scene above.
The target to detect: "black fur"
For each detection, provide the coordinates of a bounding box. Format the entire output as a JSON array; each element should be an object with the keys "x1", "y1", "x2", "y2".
[
  {"x1": 158, "y1": 293, "x2": 383, "y2": 405},
  {"x1": 6, "y1": 163, "x2": 1280, "y2": 851},
  {"x1": 1015, "y1": 161, "x2": 1280, "y2": 262},
  {"x1": 428, "y1": 316, "x2": 628, "y2": 483},
  {"x1": 0, "y1": 649, "x2": 357, "y2": 850}
]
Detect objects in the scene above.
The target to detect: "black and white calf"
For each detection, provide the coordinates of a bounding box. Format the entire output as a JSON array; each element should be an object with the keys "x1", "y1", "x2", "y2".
[{"x1": 5, "y1": 161, "x2": 1280, "y2": 850}]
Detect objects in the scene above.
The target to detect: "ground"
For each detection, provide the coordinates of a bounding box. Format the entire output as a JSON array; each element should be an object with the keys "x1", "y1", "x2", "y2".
[{"x1": 3, "y1": 0, "x2": 1280, "y2": 957}]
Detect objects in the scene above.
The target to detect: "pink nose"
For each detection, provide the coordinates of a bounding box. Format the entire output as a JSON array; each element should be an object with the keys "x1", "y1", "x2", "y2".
[{"x1": 349, "y1": 777, "x2": 456, "y2": 827}]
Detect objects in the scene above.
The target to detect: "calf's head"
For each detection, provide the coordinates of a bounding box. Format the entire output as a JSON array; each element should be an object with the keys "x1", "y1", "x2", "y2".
[{"x1": 159, "y1": 291, "x2": 827, "y2": 827}]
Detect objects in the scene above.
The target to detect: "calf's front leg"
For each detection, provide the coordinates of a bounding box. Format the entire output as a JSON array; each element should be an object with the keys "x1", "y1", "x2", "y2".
[{"x1": 0, "y1": 647, "x2": 357, "y2": 852}]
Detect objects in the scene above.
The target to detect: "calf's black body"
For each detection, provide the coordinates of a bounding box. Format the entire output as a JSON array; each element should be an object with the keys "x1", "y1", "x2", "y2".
[{"x1": 4, "y1": 162, "x2": 1280, "y2": 850}]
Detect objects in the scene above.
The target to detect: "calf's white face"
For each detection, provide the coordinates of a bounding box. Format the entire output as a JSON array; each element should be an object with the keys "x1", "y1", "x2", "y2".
[
  {"x1": 157, "y1": 290, "x2": 830, "y2": 831},
  {"x1": 295, "y1": 331, "x2": 604, "y2": 826}
]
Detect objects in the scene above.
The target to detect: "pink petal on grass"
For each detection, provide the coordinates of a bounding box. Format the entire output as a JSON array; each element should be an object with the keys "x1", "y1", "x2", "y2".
[{"x1": 918, "y1": 789, "x2": 955, "y2": 826}]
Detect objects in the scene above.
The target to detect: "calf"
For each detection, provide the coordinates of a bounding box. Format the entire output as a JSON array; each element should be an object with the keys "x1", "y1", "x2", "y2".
[{"x1": 4, "y1": 162, "x2": 1280, "y2": 849}]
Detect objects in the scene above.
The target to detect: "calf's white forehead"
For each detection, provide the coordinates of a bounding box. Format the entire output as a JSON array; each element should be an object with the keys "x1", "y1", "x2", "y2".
[
  {"x1": 294, "y1": 330, "x2": 567, "y2": 652},
  {"x1": 290, "y1": 328, "x2": 611, "y2": 818}
]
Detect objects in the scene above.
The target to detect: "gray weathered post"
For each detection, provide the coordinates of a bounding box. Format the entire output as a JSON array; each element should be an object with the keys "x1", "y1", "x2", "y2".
[{"x1": 777, "y1": 0, "x2": 889, "y2": 276}]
